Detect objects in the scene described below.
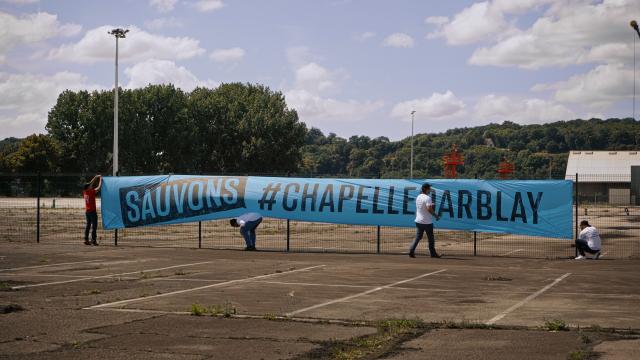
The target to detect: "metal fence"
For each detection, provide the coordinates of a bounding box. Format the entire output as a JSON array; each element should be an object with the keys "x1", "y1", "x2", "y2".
[{"x1": 1, "y1": 173, "x2": 638, "y2": 259}]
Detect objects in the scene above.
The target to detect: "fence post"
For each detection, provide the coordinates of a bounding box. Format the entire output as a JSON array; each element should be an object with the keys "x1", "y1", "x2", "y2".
[
  {"x1": 575, "y1": 173, "x2": 579, "y2": 258},
  {"x1": 114, "y1": 229, "x2": 118, "y2": 246},
  {"x1": 286, "y1": 219, "x2": 290, "y2": 252},
  {"x1": 473, "y1": 173, "x2": 477, "y2": 255},
  {"x1": 198, "y1": 221, "x2": 202, "y2": 249},
  {"x1": 376, "y1": 226, "x2": 381, "y2": 254},
  {"x1": 473, "y1": 231, "x2": 477, "y2": 256},
  {"x1": 36, "y1": 172, "x2": 41, "y2": 244}
]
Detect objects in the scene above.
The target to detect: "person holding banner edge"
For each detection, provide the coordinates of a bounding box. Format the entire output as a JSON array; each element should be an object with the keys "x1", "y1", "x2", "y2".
[
  {"x1": 409, "y1": 183, "x2": 441, "y2": 258},
  {"x1": 83, "y1": 175, "x2": 102, "y2": 246},
  {"x1": 230, "y1": 212, "x2": 263, "y2": 251}
]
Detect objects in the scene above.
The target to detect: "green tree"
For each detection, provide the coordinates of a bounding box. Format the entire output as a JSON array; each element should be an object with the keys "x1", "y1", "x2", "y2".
[{"x1": 4, "y1": 134, "x2": 60, "y2": 173}]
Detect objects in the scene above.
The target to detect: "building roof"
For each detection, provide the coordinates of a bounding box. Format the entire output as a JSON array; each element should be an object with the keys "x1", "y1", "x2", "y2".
[{"x1": 565, "y1": 150, "x2": 640, "y2": 182}]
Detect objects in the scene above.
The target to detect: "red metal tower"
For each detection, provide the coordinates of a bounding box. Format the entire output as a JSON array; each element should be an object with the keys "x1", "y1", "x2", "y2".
[
  {"x1": 497, "y1": 157, "x2": 515, "y2": 179},
  {"x1": 443, "y1": 144, "x2": 464, "y2": 178}
]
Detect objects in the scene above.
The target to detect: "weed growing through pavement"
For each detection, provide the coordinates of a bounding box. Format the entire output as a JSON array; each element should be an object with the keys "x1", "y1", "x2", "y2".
[
  {"x1": 190, "y1": 302, "x2": 237, "y2": 317},
  {"x1": 567, "y1": 350, "x2": 585, "y2": 360},
  {"x1": 190, "y1": 303, "x2": 207, "y2": 316},
  {"x1": 327, "y1": 318, "x2": 425, "y2": 360},
  {"x1": 543, "y1": 319, "x2": 569, "y2": 331}
]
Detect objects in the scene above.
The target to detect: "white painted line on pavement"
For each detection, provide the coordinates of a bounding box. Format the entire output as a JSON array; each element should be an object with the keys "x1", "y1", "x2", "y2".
[
  {"x1": 486, "y1": 272, "x2": 571, "y2": 325},
  {"x1": 11, "y1": 261, "x2": 215, "y2": 290},
  {"x1": 1, "y1": 273, "x2": 139, "y2": 280},
  {"x1": 286, "y1": 269, "x2": 446, "y2": 317},
  {"x1": 0, "y1": 259, "x2": 103, "y2": 272},
  {"x1": 86, "y1": 265, "x2": 326, "y2": 309}
]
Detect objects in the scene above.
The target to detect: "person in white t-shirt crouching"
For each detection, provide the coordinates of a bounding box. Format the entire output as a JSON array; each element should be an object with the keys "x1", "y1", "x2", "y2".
[
  {"x1": 575, "y1": 220, "x2": 601, "y2": 260},
  {"x1": 230, "y1": 212, "x2": 263, "y2": 251},
  {"x1": 409, "y1": 183, "x2": 441, "y2": 258}
]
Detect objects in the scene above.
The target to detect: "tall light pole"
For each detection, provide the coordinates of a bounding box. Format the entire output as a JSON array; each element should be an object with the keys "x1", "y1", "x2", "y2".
[
  {"x1": 410, "y1": 110, "x2": 416, "y2": 179},
  {"x1": 631, "y1": 20, "x2": 640, "y2": 120},
  {"x1": 108, "y1": 28, "x2": 129, "y2": 176}
]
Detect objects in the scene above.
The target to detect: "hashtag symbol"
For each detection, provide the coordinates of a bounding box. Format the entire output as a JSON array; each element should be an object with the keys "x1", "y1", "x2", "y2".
[{"x1": 258, "y1": 182, "x2": 282, "y2": 210}]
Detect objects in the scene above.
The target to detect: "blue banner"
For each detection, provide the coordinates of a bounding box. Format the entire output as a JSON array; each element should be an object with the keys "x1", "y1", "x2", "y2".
[{"x1": 100, "y1": 175, "x2": 573, "y2": 239}]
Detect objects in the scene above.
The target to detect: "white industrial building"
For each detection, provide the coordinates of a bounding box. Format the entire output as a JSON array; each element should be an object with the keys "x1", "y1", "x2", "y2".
[{"x1": 565, "y1": 150, "x2": 640, "y2": 205}]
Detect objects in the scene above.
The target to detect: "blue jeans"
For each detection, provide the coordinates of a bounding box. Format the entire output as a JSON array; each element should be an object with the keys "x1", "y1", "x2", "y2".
[
  {"x1": 240, "y1": 218, "x2": 262, "y2": 248},
  {"x1": 409, "y1": 223, "x2": 436, "y2": 256},
  {"x1": 85, "y1": 211, "x2": 98, "y2": 242}
]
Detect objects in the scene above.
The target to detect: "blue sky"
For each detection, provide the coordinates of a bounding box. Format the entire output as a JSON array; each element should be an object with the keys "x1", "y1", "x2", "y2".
[{"x1": 1, "y1": 0, "x2": 639, "y2": 140}]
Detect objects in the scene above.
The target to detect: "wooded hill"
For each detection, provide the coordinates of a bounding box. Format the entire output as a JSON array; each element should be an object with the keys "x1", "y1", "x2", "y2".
[{"x1": 1, "y1": 83, "x2": 639, "y2": 179}]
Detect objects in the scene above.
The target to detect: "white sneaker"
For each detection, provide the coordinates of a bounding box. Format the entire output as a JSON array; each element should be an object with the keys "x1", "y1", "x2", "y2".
[
  {"x1": 593, "y1": 251, "x2": 601, "y2": 260},
  {"x1": 574, "y1": 255, "x2": 586, "y2": 260}
]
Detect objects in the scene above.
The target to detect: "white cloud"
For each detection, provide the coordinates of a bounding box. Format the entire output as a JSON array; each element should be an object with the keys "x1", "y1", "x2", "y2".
[
  {"x1": 474, "y1": 94, "x2": 574, "y2": 124},
  {"x1": 209, "y1": 47, "x2": 245, "y2": 63},
  {"x1": 144, "y1": 17, "x2": 183, "y2": 30},
  {"x1": 284, "y1": 48, "x2": 383, "y2": 124},
  {"x1": 468, "y1": 0, "x2": 639, "y2": 69},
  {"x1": 425, "y1": 16, "x2": 448, "y2": 26},
  {"x1": 390, "y1": 91, "x2": 466, "y2": 121},
  {"x1": 285, "y1": 89, "x2": 384, "y2": 122},
  {"x1": 382, "y1": 33, "x2": 414, "y2": 48},
  {"x1": 48, "y1": 25, "x2": 204, "y2": 63},
  {"x1": 0, "y1": 71, "x2": 102, "y2": 137},
  {"x1": 579, "y1": 42, "x2": 633, "y2": 65},
  {"x1": 192, "y1": 0, "x2": 224, "y2": 12},
  {"x1": 149, "y1": 0, "x2": 177, "y2": 12},
  {"x1": 124, "y1": 59, "x2": 218, "y2": 91},
  {"x1": 427, "y1": 2, "x2": 508, "y2": 45},
  {"x1": 294, "y1": 62, "x2": 337, "y2": 93},
  {"x1": 539, "y1": 64, "x2": 636, "y2": 108},
  {"x1": 353, "y1": 31, "x2": 375, "y2": 42},
  {"x1": 0, "y1": 11, "x2": 81, "y2": 62},
  {"x1": 426, "y1": 0, "x2": 553, "y2": 45}
]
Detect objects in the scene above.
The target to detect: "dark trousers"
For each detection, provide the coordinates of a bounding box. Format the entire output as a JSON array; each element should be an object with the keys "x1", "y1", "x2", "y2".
[
  {"x1": 85, "y1": 211, "x2": 98, "y2": 242},
  {"x1": 575, "y1": 238, "x2": 598, "y2": 256},
  {"x1": 409, "y1": 223, "x2": 436, "y2": 256},
  {"x1": 240, "y1": 218, "x2": 262, "y2": 248}
]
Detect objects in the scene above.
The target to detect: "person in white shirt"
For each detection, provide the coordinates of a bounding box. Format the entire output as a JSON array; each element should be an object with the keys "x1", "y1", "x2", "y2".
[
  {"x1": 575, "y1": 220, "x2": 601, "y2": 260},
  {"x1": 230, "y1": 212, "x2": 263, "y2": 251},
  {"x1": 409, "y1": 183, "x2": 441, "y2": 258}
]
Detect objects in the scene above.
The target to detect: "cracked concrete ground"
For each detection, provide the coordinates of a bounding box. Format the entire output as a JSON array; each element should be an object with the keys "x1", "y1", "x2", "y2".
[{"x1": 1, "y1": 243, "x2": 639, "y2": 359}]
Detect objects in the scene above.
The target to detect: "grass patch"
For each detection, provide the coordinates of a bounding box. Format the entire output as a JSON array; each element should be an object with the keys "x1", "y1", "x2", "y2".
[
  {"x1": 435, "y1": 320, "x2": 497, "y2": 330},
  {"x1": 174, "y1": 270, "x2": 187, "y2": 276},
  {"x1": 0, "y1": 282, "x2": 12, "y2": 291},
  {"x1": 544, "y1": 319, "x2": 569, "y2": 331},
  {"x1": 0, "y1": 303, "x2": 24, "y2": 314},
  {"x1": 484, "y1": 276, "x2": 512, "y2": 281},
  {"x1": 567, "y1": 350, "x2": 585, "y2": 360},
  {"x1": 263, "y1": 313, "x2": 277, "y2": 320},
  {"x1": 313, "y1": 318, "x2": 426, "y2": 360},
  {"x1": 190, "y1": 303, "x2": 207, "y2": 316},
  {"x1": 189, "y1": 302, "x2": 237, "y2": 317},
  {"x1": 580, "y1": 333, "x2": 591, "y2": 344}
]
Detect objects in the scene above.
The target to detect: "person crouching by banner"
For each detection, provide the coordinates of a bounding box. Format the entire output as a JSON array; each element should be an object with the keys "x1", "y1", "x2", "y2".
[
  {"x1": 575, "y1": 220, "x2": 601, "y2": 260},
  {"x1": 409, "y1": 183, "x2": 441, "y2": 258},
  {"x1": 83, "y1": 175, "x2": 102, "y2": 246},
  {"x1": 230, "y1": 212, "x2": 263, "y2": 251}
]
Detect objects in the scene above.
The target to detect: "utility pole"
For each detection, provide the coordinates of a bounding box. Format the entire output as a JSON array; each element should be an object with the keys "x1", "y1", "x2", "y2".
[
  {"x1": 410, "y1": 110, "x2": 415, "y2": 178},
  {"x1": 108, "y1": 28, "x2": 129, "y2": 176}
]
